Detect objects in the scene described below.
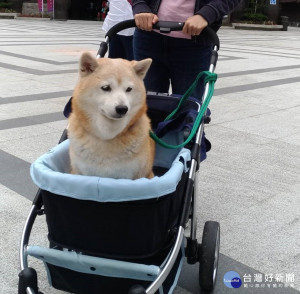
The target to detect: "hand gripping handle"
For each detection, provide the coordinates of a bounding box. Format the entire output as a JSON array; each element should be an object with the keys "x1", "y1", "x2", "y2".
[{"x1": 98, "y1": 20, "x2": 219, "y2": 57}]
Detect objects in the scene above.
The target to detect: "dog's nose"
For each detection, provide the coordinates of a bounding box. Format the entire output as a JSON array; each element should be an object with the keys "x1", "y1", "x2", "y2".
[{"x1": 115, "y1": 105, "x2": 128, "y2": 116}]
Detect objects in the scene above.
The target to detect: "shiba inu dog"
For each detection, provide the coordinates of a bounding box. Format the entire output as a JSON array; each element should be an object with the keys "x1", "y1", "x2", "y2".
[{"x1": 68, "y1": 52, "x2": 155, "y2": 179}]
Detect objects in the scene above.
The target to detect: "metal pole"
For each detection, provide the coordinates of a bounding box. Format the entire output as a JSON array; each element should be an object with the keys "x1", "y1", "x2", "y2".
[
  {"x1": 20, "y1": 205, "x2": 38, "y2": 270},
  {"x1": 146, "y1": 227, "x2": 184, "y2": 294}
]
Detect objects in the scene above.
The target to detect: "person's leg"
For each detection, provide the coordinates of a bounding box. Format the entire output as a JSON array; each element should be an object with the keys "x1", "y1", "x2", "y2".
[
  {"x1": 119, "y1": 35, "x2": 134, "y2": 61},
  {"x1": 168, "y1": 37, "x2": 212, "y2": 100},
  {"x1": 133, "y1": 29, "x2": 170, "y2": 93},
  {"x1": 108, "y1": 35, "x2": 127, "y2": 59}
]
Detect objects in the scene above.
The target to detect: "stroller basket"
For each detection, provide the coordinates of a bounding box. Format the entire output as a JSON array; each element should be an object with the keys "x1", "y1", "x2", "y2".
[
  {"x1": 30, "y1": 139, "x2": 190, "y2": 258},
  {"x1": 28, "y1": 139, "x2": 190, "y2": 294}
]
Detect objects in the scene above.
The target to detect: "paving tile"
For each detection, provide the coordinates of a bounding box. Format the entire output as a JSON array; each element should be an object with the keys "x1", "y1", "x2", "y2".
[
  {"x1": 219, "y1": 111, "x2": 300, "y2": 140},
  {"x1": 215, "y1": 83, "x2": 300, "y2": 110},
  {"x1": 0, "y1": 131, "x2": 63, "y2": 162},
  {"x1": 0, "y1": 98, "x2": 67, "y2": 120}
]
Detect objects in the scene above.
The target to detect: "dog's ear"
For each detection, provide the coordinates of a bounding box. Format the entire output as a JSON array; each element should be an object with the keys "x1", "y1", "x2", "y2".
[
  {"x1": 80, "y1": 52, "x2": 98, "y2": 77},
  {"x1": 132, "y1": 58, "x2": 152, "y2": 79}
]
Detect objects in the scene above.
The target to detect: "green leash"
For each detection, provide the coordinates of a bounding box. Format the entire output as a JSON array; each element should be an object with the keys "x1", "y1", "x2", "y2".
[{"x1": 150, "y1": 71, "x2": 217, "y2": 149}]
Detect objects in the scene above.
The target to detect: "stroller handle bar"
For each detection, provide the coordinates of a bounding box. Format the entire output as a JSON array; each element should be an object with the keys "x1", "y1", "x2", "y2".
[{"x1": 98, "y1": 19, "x2": 220, "y2": 58}]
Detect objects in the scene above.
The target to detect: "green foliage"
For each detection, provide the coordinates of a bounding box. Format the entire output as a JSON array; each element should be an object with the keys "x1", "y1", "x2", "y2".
[
  {"x1": 240, "y1": 0, "x2": 269, "y2": 23},
  {"x1": 241, "y1": 12, "x2": 268, "y2": 23},
  {"x1": 247, "y1": 0, "x2": 267, "y2": 14},
  {"x1": 0, "y1": 1, "x2": 12, "y2": 9}
]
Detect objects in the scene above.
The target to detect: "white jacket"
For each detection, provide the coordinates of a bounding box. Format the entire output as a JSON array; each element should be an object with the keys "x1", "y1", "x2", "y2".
[{"x1": 102, "y1": 0, "x2": 135, "y2": 36}]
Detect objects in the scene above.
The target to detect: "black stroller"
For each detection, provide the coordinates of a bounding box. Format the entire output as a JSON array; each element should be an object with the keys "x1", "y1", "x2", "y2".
[{"x1": 18, "y1": 20, "x2": 220, "y2": 294}]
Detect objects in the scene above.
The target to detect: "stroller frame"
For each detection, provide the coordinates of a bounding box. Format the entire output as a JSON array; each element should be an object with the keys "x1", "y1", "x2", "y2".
[{"x1": 19, "y1": 20, "x2": 220, "y2": 294}]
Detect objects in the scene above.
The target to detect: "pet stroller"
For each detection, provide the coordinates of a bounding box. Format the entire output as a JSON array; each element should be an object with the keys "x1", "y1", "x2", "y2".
[{"x1": 18, "y1": 20, "x2": 220, "y2": 294}]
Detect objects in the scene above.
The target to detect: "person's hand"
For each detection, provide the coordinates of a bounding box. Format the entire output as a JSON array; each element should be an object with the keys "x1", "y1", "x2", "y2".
[
  {"x1": 134, "y1": 13, "x2": 159, "y2": 31},
  {"x1": 182, "y1": 15, "x2": 208, "y2": 36}
]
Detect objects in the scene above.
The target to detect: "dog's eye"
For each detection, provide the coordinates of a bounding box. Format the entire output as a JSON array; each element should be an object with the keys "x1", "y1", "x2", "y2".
[
  {"x1": 126, "y1": 87, "x2": 132, "y2": 93},
  {"x1": 101, "y1": 85, "x2": 111, "y2": 92}
]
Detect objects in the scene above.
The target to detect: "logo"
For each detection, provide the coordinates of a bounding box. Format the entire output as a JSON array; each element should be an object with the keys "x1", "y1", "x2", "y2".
[{"x1": 224, "y1": 271, "x2": 242, "y2": 288}]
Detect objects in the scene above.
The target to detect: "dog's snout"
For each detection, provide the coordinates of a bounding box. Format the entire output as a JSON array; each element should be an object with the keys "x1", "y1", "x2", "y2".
[{"x1": 115, "y1": 105, "x2": 128, "y2": 116}]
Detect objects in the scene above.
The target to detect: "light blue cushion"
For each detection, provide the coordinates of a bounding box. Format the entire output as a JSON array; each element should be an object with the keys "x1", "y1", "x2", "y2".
[
  {"x1": 27, "y1": 245, "x2": 161, "y2": 281},
  {"x1": 30, "y1": 140, "x2": 190, "y2": 202}
]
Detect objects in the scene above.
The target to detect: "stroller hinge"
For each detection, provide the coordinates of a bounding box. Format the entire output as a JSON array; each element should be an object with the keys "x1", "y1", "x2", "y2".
[
  {"x1": 185, "y1": 237, "x2": 200, "y2": 264},
  {"x1": 36, "y1": 209, "x2": 45, "y2": 216}
]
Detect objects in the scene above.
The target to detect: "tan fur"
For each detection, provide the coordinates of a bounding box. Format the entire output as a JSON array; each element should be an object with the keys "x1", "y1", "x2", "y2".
[{"x1": 68, "y1": 52, "x2": 155, "y2": 180}]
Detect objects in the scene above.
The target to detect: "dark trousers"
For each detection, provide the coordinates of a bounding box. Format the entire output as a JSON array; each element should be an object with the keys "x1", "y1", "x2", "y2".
[
  {"x1": 133, "y1": 29, "x2": 212, "y2": 99},
  {"x1": 109, "y1": 34, "x2": 134, "y2": 60}
]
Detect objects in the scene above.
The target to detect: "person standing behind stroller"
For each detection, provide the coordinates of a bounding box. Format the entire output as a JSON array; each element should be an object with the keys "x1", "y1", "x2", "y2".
[
  {"x1": 102, "y1": 0, "x2": 135, "y2": 60},
  {"x1": 132, "y1": 0, "x2": 242, "y2": 99}
]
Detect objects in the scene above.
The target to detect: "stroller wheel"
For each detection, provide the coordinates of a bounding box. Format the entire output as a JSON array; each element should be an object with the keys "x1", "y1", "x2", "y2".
[
  {"x1": 199, "y1": 221, "x2": 220, "y2": 292},
  {"x1": 18, "y1": 267, "x2": 39, "y2": 294}
]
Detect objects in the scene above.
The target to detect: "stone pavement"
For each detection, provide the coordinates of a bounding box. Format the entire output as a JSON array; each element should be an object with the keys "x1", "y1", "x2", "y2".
[{"x1": 0, "y1": 19, "x2": 299, "y2": 294}]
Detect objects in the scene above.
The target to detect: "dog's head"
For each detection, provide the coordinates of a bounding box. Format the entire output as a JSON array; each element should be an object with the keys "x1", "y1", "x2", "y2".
[{"x1": 72, "y1": 52, "x2": 152, "y2": 140}]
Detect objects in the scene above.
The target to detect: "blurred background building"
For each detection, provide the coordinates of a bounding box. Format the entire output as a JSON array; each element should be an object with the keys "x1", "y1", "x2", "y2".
[{"x1": 1, "y1": 0, "x2": 299, "y2": 27}]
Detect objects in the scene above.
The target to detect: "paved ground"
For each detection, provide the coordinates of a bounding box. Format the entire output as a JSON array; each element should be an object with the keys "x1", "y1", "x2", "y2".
[{"x1": 0, "y1": 19, "x2": 299, "y2": 294}]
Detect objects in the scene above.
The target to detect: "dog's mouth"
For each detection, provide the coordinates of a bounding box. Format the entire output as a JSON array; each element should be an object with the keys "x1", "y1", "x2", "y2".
[
  {"x1": 102, "y1": 105, "x2": 129, "y2": 120},
  {"x1": 108, "y1": 113, "x2": 126, "y2": 120},
  {"x1": 101, "y1": 111, "x2": 127, "y2": 120}
]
